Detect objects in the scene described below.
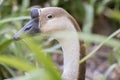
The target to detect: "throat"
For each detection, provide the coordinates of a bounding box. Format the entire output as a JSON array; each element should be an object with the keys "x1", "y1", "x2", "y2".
[
  {"x1": 59, "y1": 35, "x2": 80, "y2": 80},
  {"x1": 60, "y1": 38, "x2": 80, "y2": 66}
]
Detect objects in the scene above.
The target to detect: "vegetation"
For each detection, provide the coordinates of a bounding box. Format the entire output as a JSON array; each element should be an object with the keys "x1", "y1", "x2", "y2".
[{"x1": 0, "y1": 0, "x2": 120, "y2": 80}]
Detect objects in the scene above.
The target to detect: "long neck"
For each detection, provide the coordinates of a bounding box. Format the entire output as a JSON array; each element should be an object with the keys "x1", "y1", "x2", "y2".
[
  {"x1": 68, "y1": 15, "x2": 86, "y2": 80},
  {"x1": 55, "y1": 18, "x2": 80, "y2": 80},
  {"x1": 60, "y1": 37, "x2": 80, "y2": 80}
]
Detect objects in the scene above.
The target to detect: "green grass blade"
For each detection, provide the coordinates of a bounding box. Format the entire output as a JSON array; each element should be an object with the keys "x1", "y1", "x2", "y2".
[
  {"x1": 104, "y1": 64, "x2": 117, "y2": 80},
  {"x1": 78, "y1": 33, "x2": 120, "y2": 48},
  {"x1": 83, "y1": 3, "x2": 94, "y2": 33},
  {"x1": 20, "y1": 0, "x2": 29, "y2": 12},
  {"x1": 51, "y1": 31, "x2": 120, "y2": 48},
  {"x1": 80, "y1": 29, "x2": 120, "y2": 63},
  {"x1": 0, "y1": 16, "x2": 30, "y2": 24},
  {"x1": 0, "y1": 39, "x2": 13, "y2": 51},
  {"x1": 2, "y1": 64, "x2": 16, "y2": 77},
  {"x1": 0, "y1": 56, "x2": 36, "y2": 71},
  {"x1": 104, "y1": 9, "x2": 120, "y2": 21},
  {"x1": 22, "y1": 37, "x2": 61, "y2": 80}
]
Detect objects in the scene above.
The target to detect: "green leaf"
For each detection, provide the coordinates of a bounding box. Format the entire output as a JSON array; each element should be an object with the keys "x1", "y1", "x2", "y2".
[
  {"x1": 80, "y1": 29, "x2": 120, "y2": 63},
  {"x1": 104, "y1": 9, "x2": 120, "y2": 21},
  {"x1": 0, "y1": 56, "x2": 36, "y2": 71},
  {"x1": 83, "y1": 3, "x2": 94, "y2": 33},
  {"x1": 78, "y1": 33, "x2": 120, "y2": 48},
  {"x1": 20, "y1": 0, "x2": 30, "y2": 12},
  {"x1": 0, "y1": 16, "x2": 30, "y2": 24},
  {"x1": 0, "y1": 39, "x2": 13, "y2": 51},
  {"x1": 22, "y1": 37, "x2": 61, "y2": 80},
  {"x1": 103, "y1": 64, "x2": 117, "y2": 80},
  {"x1": 7, "y1": 69, "x2": 52, "y2": 80}
]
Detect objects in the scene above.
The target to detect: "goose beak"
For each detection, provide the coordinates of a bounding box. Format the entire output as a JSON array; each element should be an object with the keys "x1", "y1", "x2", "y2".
[
  {"x1": 13, "y1": 18, "x2": 40, "y2": 40},
  {"x1": 14, "y1": 8, "x2": 40, "y2": 40}
]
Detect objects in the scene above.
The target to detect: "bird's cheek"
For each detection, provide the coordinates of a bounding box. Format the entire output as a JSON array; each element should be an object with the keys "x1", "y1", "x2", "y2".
[{"x1": 40, "y1": 25, "x2": 53, "y2": 33}]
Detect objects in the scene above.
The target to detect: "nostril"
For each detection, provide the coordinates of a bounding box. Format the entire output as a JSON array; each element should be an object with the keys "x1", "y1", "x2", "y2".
[{"x1": 25, "y1": 26, "x2": 32, "y2": 31}]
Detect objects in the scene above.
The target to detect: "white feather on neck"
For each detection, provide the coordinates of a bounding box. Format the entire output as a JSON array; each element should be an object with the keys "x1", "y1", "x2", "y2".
[{"x1": 51, "y1": 17, "x2": 80, "y2": 80}]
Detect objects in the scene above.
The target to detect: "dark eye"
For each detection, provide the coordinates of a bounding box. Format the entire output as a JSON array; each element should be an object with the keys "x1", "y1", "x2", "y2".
[{"x1": 47, "y1": 14, "x2": 53, "y2": 19}]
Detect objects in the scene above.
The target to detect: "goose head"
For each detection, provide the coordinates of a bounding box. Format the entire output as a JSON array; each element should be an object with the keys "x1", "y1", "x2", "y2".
[
  {"x1": 14, "y1": 7, "x2": 80, "y2": 40},
  {"x1": 14, "y1": 7, "x2": 82, "y2": 80}
]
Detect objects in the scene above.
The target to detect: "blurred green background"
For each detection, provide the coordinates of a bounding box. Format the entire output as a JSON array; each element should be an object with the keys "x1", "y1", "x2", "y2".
[{"x1": 0, "y1": 0, "x2": 120, "y2": 80}]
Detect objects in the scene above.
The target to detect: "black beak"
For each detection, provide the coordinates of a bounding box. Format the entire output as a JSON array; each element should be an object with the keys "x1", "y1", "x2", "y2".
[
  {"x1": 14, "y1": 8, "x2": 40, "y2": 40},
  {"x1": 13, "y1": 18, "x2": 40, "y2": 40}
]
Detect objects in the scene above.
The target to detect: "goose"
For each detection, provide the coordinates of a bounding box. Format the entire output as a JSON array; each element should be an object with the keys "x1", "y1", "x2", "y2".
[{"x1": 13, "y1": 7, "x2": 86, "y2": 80}]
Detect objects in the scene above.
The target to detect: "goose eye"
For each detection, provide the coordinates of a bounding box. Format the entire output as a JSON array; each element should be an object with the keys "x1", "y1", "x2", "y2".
[
  {"x1": 31, "y1": 8, "x2": 39, "y2": 19},
  {"x1": 47, "y1": 14, "x2": 53, "y2": 19}
]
